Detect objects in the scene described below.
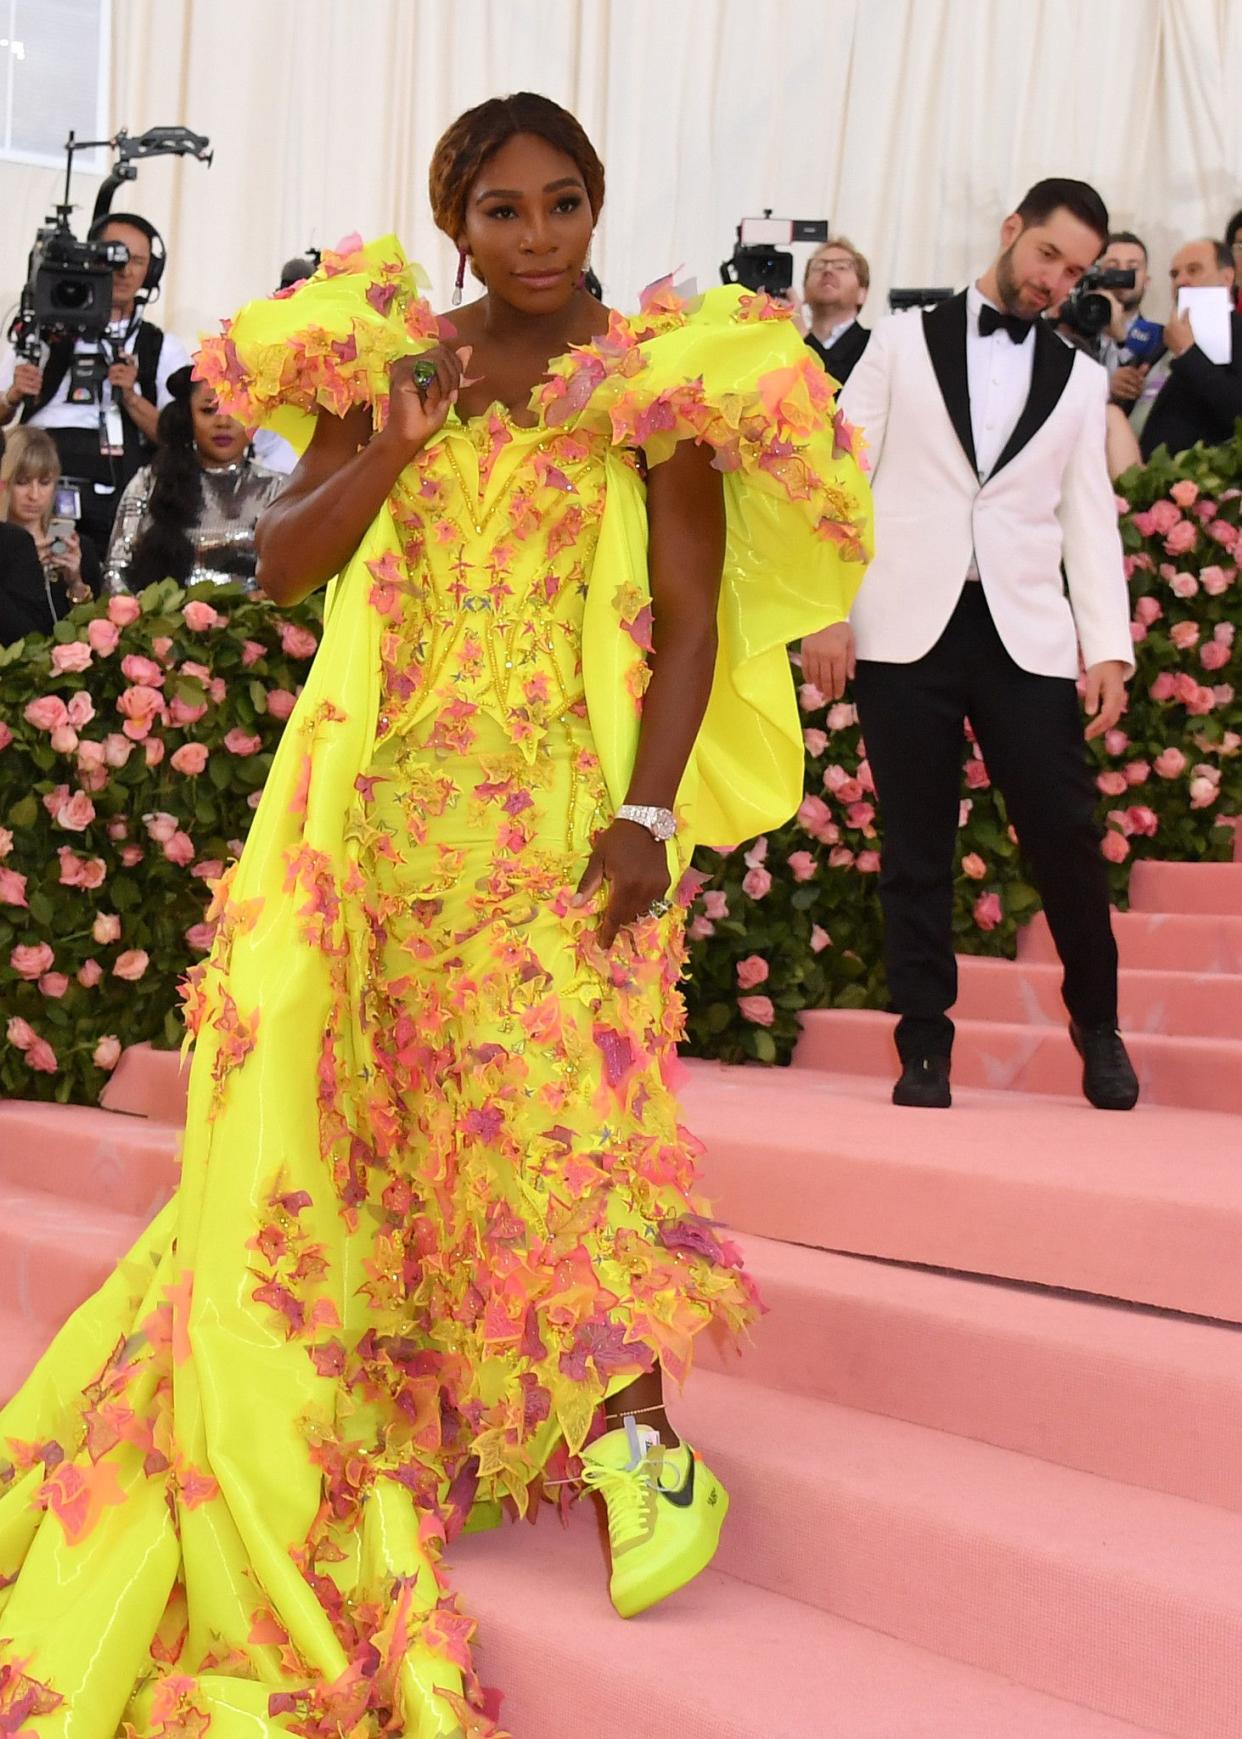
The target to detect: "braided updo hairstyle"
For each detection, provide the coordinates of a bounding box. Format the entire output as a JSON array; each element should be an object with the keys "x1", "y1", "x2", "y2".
[{"x1": 428, "y1": 92, "x2": 605, "y2": 250}]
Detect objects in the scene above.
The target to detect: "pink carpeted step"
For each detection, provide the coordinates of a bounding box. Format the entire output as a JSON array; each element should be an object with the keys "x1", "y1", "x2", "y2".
[
  {"x1": 792, "y1": 1007, "x2": 1242, "y2": 1112},
  {"x1": 1129, "y1": 860, "x2": 1242, "y2": 915},
  {"x1": 0, "y1": 1308, "x2": 57, "y2": 1406},
  {"x1": 0, "y1": 1183, "x2": 145, "y2": 1326},
  {"x1": 1019, "y1": 909, "x2": 1242, "y2": 973},
  {"x1": 100, "y1": 1041, "x2": 189, "y2": 1123},
  {"x1": 952, "y1": 954, "x2": 1242, "y2": 1038},
  {"x1": 680, "y1": 1060, "x2": 1242, "y2": 1321},
  {"x1": 698, "y1": 1234, "x2": 1242, "y2": 1512},
  {"x1": 452, "y1": 1506, "x2": 1161, "y2": 1739},
  {"x1": 0, "y1": 1102, "x2": 179, "y2": 1217},
  {"x1": 676, "y1": 1368, "x2": 1242, "y2": 1739}
]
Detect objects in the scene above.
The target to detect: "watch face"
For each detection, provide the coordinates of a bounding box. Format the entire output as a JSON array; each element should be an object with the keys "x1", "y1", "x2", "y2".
[{"x1": 653, "y1": 812, "x2": 677, "y2": 841}]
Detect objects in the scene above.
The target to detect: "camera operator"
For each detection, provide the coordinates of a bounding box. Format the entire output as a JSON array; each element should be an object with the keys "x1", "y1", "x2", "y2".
[
  {"x1": 1140, "y1": 237, "x2": 1242, "y2": 461},
  {"x1": 1096, "y1": 233, "x2": 1163, "y2": 406},
  {"x1": 801, "y1": 238, "x2": 871, "y2": 385},
  {"x1": 0, "y1": 214, "x2": 189, "y2": 548}
]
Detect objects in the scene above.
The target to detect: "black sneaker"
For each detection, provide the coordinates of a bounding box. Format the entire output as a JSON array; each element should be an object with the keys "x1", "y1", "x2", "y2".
[
  {"x1": 893, "y1": 1055, "x2": 952, "y2": 1108},
  {"x1": 1070, "y1": 1023, "x2": 1140, "y2": 1111}
]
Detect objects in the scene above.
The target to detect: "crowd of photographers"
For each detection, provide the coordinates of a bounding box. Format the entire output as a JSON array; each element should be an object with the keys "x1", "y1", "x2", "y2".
[{"x1": 4, "y1": 200, "x2": 1242, "y2": 648}]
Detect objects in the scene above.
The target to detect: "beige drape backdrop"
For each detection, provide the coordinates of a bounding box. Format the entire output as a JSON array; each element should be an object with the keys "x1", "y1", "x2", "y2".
[{"x1": 3, "y1": 0, "x2": 1242, "y2": 358}]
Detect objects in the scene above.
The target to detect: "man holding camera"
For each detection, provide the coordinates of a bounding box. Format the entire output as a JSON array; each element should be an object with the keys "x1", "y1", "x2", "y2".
[
  {"x1": 1139, "y1": 238, "x2": 1242, "y2": 460},
  {"x1": 802, "y1": 177, "x2": 1138, "y2": 1114},
  {"x1": 0, "y1": 214, "x2": 189, "y2": 547},
  {"x1": 802, "y1": 238, "x2": 871, "y2": 385}
]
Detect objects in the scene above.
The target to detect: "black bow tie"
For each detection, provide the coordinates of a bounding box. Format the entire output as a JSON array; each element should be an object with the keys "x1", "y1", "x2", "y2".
[{"x1": 978, "y1": 304, "x2": 1034, "y2": 344}]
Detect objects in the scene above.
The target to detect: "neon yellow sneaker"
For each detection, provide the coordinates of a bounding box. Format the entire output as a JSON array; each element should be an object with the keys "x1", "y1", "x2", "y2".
[{"x1": 580, "y1": 1419, "x2": 730, "y2": 1618}]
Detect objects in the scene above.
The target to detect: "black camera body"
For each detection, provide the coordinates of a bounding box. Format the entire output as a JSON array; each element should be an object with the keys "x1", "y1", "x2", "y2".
[
  {"x1": 1060, "y1": 267, "x2": 1136, "y2": 341},
  {"x1": 721, "y1": 215, "x2": 830, "y2": 298},
  {"x1": 26, "y1": 224, "x2": 128, "y2": 343}
]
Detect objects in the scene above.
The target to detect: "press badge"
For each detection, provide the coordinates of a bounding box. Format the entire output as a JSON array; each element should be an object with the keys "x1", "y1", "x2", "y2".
[{"x1": 100, "y1": 402, "x2": 125, "y2": 457}]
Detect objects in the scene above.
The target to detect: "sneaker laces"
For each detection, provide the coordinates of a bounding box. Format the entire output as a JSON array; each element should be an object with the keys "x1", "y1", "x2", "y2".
[{"x1": 580, "y1": 1456, "x2": 658, "y2": 1551}]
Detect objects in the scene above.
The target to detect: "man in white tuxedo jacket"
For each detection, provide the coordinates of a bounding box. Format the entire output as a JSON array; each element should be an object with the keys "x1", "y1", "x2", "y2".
[{"x1": 803, "y1": 178, "x2": 1139, "y2": 1111}]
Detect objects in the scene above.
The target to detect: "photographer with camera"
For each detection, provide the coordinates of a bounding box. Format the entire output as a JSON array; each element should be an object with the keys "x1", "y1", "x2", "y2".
[
  {"x1": 0, "y1": 213, "x2": 189, "y2": 549},
  {"x1": 802, "y1": 238, "x2": 871, "y2": 385},
  {"x1": 1095, "y1": 233, "x2": 1165, "y2": 410},
  {"x1": 1139, "y1": 237, "x2": 1242, "y2": 460}
]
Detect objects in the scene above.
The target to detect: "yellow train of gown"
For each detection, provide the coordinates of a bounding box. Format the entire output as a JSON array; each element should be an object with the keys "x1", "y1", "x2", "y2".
[{"x1": 0, "y1": 238, "x2": 871, "y2": 1737}]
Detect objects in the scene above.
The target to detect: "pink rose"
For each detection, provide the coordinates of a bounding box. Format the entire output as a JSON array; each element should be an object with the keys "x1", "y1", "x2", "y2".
[
  {"x1": 1147, "y1": 499, "x2": 1182, "y2": 535},
  {"x1": 1199, "y1": 565, "x2": 1232, "y2": 596},
  {"x1": 1100, "y1": 829, "x2": 1130, "y2": 863},
  {"x1": 1189, "y1": 775, "x2": 1220, "y2": 809},
  {"x1": 107, "y1": 818, "x2": 128, "y2": 841},
  {"x1": 0, "y1": 721, "x2": 10, "y2": 752},
  {"x1": 86, "y1": 617, "x2": 121, "y2": 655},
  {"x1": 1125, "y1": 805, "x2": 1159, "y2": 837},
  {"x1": 965, "y1": 758, "x2": 991, "y2": 790},
  {"x1": 809, "y1": 924, "x2": 831, "y2": 952},
  {"x1": 27, "y1": 1037, "x2": 58, "y2": 1074},
  {"x1": 224, "y1": 728, "x2": 263, "y2": 757},
  {"x1": 1124, "y1": 759, "x2": 1150, "y2": 785},
  {"x1": 856, "y1": 849, "x2": 881, "y2": 873},
  {"x1": 278, "y1": 622, "x2": 317, "y2": 659},
  {"x1": 1170, "y1": 621, "x2": 1200, "y2": 651},
  {"x1": 1130, "y1": 509, "x2": 1156, "y2": 537},
  {"x1": 797, "y1": 794, "x2": 833, "y2": 839},
  {"x1": 0, "y1": 827, "x2": 10, "y2": 859},
  {"x1": 66, "y1": 692, "x2": 95, "y2": 728},
  {"x1": 1134, "y1": 595, "x2": 1162, "y2": 625},
  {"x1": 961, "y1": 852, "x2": 987, "y2": 880},
  {"x1": 38, "y1": 972, "x2": 68, "y2": 999},
  {"x1": 826, "y1": 702, "x2": 857, "y2": 731},
  {"x1": 959, "y1": 800, "x2": 973, "y2": 828},
  {"x1": 1216, "y1": 622, "x2": 1237, "y2": 646},
  {"x1": 183, "y1": 600, "x2": 224, "y2": 631},
  {"x1": 737, "y1": 954, "x2": 770, "y2": 990},
  {"x1": 0, "y1": 868, "x2": 28, "y2": 907},
  {"x1": 828, "y1": 846, "x2": 855, "y2": 869},
  {"x1": 266, "y1": 688, "x2": 297, "y2": 721},
  {"x1": 145, "y1": 811, "x2": 179, "y2": 843},
  {"x1": 1170, "y1": 571, "x2": 1199, "y2": 599},
  {"x1": 144, "y1": 737, "x2": 166, "y2": 768},
  {"x1": 92, "y1": 1036, "x2": 122, "y2": 1071},
  {"x1": 803, "y1": 728, "x2": 828, "y2": 757},
  {"x1": 6, "y1": 1016, "x2": 34, "y2": 1050},
  {"x1": 1149, "y1": 672, "x2": 1177, "y2": 702},
  {"x1": 241, "y1": 639, "x2": 266, "y2": 667},
  {"x1": 103, "y1": 732, "x2": 134, "y2": 768},
  {"x1": 686, "y1": 915, "x2": 715, "y2": 941},
  {"x1": 973, "y1": 891, "x2": 1003, "y2": 931},
  {"x1": 163, "y1": 830, "x2": 196, "y2": 867},
  {"x1": 742, "y1": 866, "x2": 773, "y2": 900},
  {"x1": 738, "y1": 994, "x2": 775, "y2": 1027},
  {"x1": 152, "y1": 636, "x2": 173, "y2": 661},
  {"x1": 121, "y1": 653, "x2": 164, "y2": 687},
  {"x1": 11, "y1": 942, "x2": 54, "y2": 979},
  {"x1": 119, "y1": 845, "x2": 144, "y2": 868},
  {"x1": 169, "y1": 695, "x2": 209, "y2": 728},
  {"x1": 49, "y1": 726, "x2": 80, "y2": 755},
  {"x1": 171, "y1": 742, "x2": 209, "y2": 775},
  {"x1": 50, "y1": 640, "x2": 92, "y2": 675},
  {"x1": 55, "y1": 790, "x2": 96, "y2": 831},
  {"x1": 744, "y1": 836, "x2": 769, "y2": 868},
  {"x1": 702, "y1": 890, "x2": 729, "y2": 921},
  {"x1": 798, "y1": 680, "x2": 826, "y2": 712},
  {"x1": 1096, "y1": 770, "x2": 1128, "y2": 797},
  {"x1": 845, "y1": 801, "x2": 875, "y2": 831},
  {"x1": 116, "y1": 683, "x2": 166, "y2": 740},
  {"x1": 1208, "y1": 519, "x2": 1238, "y2": 549},
  {"x1": 77, "y1": 958, "x2": 103, "y2": 988},
  {"x1": 57, "y1": 848, "x2": 106, "y2": 889},
  {"x1": 92, "y1": 913, "x2": 122, "y2": 944},
  {"x1": 1130, "y1": 622, "x2": 1147, "y2": 645},
  {"x1": 184, "y1": 920, "x2": 218, "y2": 952},
  {"x1": 1114, "y1": 493, "x2": 1131, "y2": 515},
  {"x1": 1165, "y1": 520, "x2": 1199, "y2": 557},
  {"x1": 107, "y1": 595, "x2": 141, "y2": 626},
  {"x1": 1185, "y1": 683, "x2": 1216, "y2": 716},
  {"x1": 1201, "y1": 640, "x2": 1231, "y2": 671},
  {"x1": 787, "y1": 850, "x2": 817, "y2": 882},
  {"x1": 41, "y1": 783, "x2": 69, "y2": 819},
  {"x1": 191, "y1": 858, "x2": 224, "y2": 882},
  {"x1": 112, "y1": 949, "x2": 150, "y2": 981},
  {"x1": 76, "y1": 740, "x2": 106, "y2": 776},
  {"x1": 1214, "y1": 684, "x2": 1235, "y2": 707},
  {"x1": 24, "y1": 695, "x2": 69, "y2": 732},
  {"x1": 1103, "y1": 729, "x2": 1129, "y2": 756},
  {"x1": 1169, "y1": 479, "x2": 1199, "y2": 508},
  {"x1": 1153, "y1": 747, "x2": 1187, "y2": 778}
]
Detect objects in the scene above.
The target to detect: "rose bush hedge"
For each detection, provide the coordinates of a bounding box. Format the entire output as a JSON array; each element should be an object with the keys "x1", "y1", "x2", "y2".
[
  {"x1": 0, "y1": 582, "x2": 323, "y2": 1103},
  {"x1": 681, "y1": 436, "x2": 1242, "y2": 1064}
]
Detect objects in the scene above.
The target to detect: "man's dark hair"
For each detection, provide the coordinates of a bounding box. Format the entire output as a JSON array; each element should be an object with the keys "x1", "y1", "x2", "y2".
[
  {"x1": 1014, "y1": 178, "x2": 1110, "y2": 246},
  {"x1": 1107, "y1": 229, "x2": 1147, "y2": 259},
  {"x1": 1209, "y1": 236, "x2": 1235, "y2": 272},
  {"x1": 1225, "y1": 208, "x2": 1242, "y2": 249}
]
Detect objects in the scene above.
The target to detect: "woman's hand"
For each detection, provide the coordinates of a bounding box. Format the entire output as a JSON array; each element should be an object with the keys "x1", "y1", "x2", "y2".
[
  {"x1": 379, "y1": 344, "x2": 473, "y2": 460},
  {"x1": 573, "y1": 819, "x2": 672, "y2": 947}
]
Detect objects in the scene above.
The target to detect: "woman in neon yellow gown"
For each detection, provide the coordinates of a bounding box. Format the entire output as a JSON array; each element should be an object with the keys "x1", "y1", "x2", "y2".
[{"x1": 0, "y1": 96, "x2": 870, "y2": 1736}]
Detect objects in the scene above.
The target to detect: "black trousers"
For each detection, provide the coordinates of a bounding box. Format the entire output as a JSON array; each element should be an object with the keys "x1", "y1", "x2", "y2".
[
  {"x1": 47, "y1": 426, "x2": 144, "y2": 550},
  {"x1": 852, "y1": 585, "x2": 1119, "y2": 1061}
]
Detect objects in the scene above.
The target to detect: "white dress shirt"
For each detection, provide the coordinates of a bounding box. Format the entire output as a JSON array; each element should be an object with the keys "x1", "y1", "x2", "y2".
[{"x1": 965, "y1": 281, "x2": 1035, "y2": 480}]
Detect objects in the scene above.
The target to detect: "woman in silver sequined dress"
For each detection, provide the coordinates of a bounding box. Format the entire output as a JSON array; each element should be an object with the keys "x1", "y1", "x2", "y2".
[{"x1": 103, "y1": 366, "x2": 285, "y2": 594}]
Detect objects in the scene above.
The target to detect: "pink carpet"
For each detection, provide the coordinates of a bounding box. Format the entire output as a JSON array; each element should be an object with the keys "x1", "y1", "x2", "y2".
[{"x1": 4, "y1": 864, "x2": 1241, "y2": 1736}]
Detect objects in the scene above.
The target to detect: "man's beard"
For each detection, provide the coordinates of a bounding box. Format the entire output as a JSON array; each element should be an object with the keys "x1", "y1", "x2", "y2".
[
  {"x1": 995, "y1": 244, "x2": 1026, "y2": 315},
  {"x1": 1118, "y1": 288, "x2": 1144, "y2": 313}
]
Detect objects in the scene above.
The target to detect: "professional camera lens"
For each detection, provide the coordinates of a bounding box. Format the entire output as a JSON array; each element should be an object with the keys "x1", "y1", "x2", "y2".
[{"x1": 49, "y1": 280, "x2": 93, "y2": 312}]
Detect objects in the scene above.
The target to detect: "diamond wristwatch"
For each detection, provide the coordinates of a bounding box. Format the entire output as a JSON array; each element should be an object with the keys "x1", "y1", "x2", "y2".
[{"x1": 616, "y1": 803, "x2": 678, "y2": 842}]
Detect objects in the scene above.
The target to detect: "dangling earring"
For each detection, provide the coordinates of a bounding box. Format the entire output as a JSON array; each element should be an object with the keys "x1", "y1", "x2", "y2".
[
  {"x1": 578, "y1": 249, "x2": 591, "y2": 290},
  {"x1": 453, "y1": 248, "x2": 467, "y2": 307}
]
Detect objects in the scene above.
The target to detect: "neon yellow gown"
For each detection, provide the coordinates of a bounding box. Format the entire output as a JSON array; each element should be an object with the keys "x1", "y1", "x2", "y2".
[{"x1": 0, "y1": 239, "x2": 871, "y2": 1736}]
